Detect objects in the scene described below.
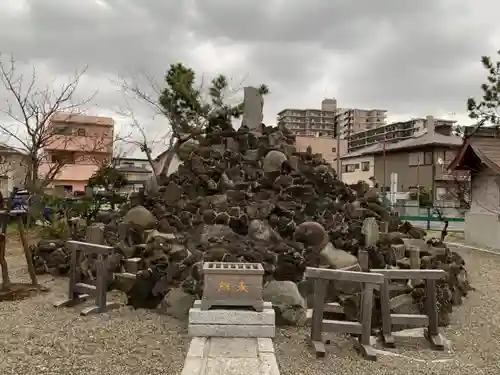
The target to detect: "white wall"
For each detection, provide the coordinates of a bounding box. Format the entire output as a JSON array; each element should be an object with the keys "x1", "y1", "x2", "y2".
[
  {"x1": 464, "y1": 167, "x2": 500, "y2": 251},
  {"x1": 167, "y1": 153, "x2": 182, "y2": 176},
  {"x1": 341, "y1": 156, "x2": 375, "y2": 185},
  {"x1": 115, "y1": 158, "x2": 152, "y2": 171},
  {"x1": 0, "y1": 153, "x2": 29, "y2": 194},
  {"x1": 469, "y1": 168, "x2": 500, "y2": 214}
]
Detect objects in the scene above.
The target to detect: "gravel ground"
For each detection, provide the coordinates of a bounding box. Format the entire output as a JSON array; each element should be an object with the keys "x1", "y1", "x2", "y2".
[
  {"x1": 274, "y1": 246, "x2": 500, "y2": 375},
  {"x1": 0, "y1": 238, "x2": 189, "y2": 375},
  {"x1": 4, "y1": 236, "x2": 500, "y2": 375}
]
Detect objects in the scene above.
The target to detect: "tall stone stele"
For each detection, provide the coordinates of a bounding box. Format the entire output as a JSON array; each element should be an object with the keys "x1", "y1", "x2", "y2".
[{"x1": 241, "y1": 86, "x2": 264, "y2": 134}]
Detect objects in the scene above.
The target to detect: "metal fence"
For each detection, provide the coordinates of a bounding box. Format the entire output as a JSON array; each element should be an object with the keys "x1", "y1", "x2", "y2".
[{"x1": 388, "y1": 201, "x2": 465, "y2": 232}]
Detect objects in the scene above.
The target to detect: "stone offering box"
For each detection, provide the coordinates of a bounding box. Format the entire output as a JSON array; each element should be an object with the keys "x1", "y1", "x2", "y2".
[{"x1": 201, "y1": 262, "x2": 264, "y2": 311}]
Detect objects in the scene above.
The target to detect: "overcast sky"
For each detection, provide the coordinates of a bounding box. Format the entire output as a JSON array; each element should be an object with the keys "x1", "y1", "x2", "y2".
[{"x1": 1, "y1": 0, "x2": 499, "y2": 157}]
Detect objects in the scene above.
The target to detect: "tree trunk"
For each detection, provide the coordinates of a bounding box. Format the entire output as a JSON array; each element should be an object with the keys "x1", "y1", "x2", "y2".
[
  {"x1": 160, "y1": 140, "x2": 181, "y2": 178},
  {"x1": 0, "y1": 214, "x2": 11, "y2": 289},
  {"x1": 17, "y1": 216, "x2": 38, "y2": 286},
  {"x1": 143, "y1": 146, "x2": 160, "y2": 184}
]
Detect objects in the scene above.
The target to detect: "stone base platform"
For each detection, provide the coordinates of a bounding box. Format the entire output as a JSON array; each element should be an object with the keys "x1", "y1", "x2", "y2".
[
  {"x1": 181, "y1": 337, "x2": 280, "y2": 375},
  {"x1": 188, "y1": 300, "x2": 275, "y2": 338}
]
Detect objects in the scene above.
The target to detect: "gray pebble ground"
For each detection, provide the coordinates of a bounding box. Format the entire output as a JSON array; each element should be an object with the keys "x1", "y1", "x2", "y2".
[
  {"x1": 2, "y1": 238, "x2": 500, "y2": 375},
  {"x1": 1, "y1": 239, "x2": 189, "y2": 375},
  {"x1": 275, "y1": 245, "x2": 500, "y2": 375}
]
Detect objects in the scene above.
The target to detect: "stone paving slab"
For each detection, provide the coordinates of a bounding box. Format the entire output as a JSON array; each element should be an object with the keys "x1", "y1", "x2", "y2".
[
  {"x1": 188, "y1": 301, "x2": 276, "y2": 338},
  {"x1": 188, "y1": 324, "x2": 275, "y2": 338},
  {"x1": 181, "y1": 337, "x2": 280, "y2": 375},
  {"x1": 190, "y1": 301, "x2": 275, "y2": 325}
]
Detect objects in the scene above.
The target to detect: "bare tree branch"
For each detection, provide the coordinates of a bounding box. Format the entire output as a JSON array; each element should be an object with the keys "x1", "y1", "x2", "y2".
[
  {"x1": 114, "y1": 99, "x2": 168, "y2": 183},
  {"x1": 0, "y1": 54, "x2": 96, "y2": 192},
  {"x1": 113, "y1": 65, "x2": 269, "y2": 185}
]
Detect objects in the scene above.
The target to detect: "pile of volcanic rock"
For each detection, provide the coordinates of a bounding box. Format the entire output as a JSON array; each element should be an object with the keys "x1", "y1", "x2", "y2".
[{"x1": 31, "y1": 123, "x2": 472, "y2": 326}]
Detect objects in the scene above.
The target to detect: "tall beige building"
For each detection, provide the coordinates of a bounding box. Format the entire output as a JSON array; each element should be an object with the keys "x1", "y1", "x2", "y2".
[
  {"x1": 277, "y1": 99, "x2": 337, "y2": 137},
  {"x1": 336, "y1": 108, "x2": 387, "y2": 138},
  {"x1": 277, "y1": 98, "x2": 387, "y2": 139}
]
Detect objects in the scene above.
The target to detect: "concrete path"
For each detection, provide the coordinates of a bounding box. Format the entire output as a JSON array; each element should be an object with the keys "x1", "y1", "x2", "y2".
[{"x1": 181, "y1": 337, "x2": 280, "y2": 375}]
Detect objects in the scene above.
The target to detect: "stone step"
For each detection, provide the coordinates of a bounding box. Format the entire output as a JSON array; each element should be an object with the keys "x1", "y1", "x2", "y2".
[
  {"x1": 190, "y1": 301, "x2": 275, "y2": 326},
  {"x1": 188, "y1": 324, "x2": 275, "y2": 338},
  {"x1": 188, "y1": 301, "x2": 276, "y2": 338},
  {"x1": 181, "y1": 337, "x2": 280, "y2": 375}
]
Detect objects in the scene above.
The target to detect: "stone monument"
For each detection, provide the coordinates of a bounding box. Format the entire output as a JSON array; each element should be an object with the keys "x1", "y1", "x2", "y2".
[{"x1": 241, "y1": 86, "x2": 264, "y2": 134}]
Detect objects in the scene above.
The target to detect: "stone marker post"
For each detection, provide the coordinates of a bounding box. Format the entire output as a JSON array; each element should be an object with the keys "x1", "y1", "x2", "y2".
[
  {"x1": 362, "y1": 217, "x2": 380, "y2": 247},
  {"x1": 359, "y1": 217, "x2": 380, "y2": 271},
  {"x1": 241, "y1": 86, "x2": 263, "y2": 134}
]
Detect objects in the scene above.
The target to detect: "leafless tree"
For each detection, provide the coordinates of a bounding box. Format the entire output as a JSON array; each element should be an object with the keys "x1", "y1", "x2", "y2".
[
  {"x1": 0, "y1": 54, "x2": 97, "y2": 192},
  {"x1": 115, "y1": 98, "x2": 167, "y2": 183}
]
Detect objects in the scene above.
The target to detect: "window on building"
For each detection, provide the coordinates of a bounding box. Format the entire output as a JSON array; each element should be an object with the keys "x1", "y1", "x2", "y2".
[
  {"x1": 331, "y1": 147, "x2": 336, "y2": 153},
  {"x1": 444, "y1": 150, "x2": 456, "y2": 161},
  {"x1": 436, "y1": 187, "x2": 447, "y2": 200},
  {"x1": 77, "y1": 128, "x2": 86, "y2": 136},
  {"x1": 424, "y1": 151, "x2": 433, "y2": 165},
  {"x1": 361, "y1": 161, "x2": 370, "y2": 171},
  {"x1": 354, "y1": 163, "x2": 360, "y2": 169},
  {"x1": 434, "y1": 150, "x2": 444, "y2": 163},
  {"x1": 55, "y1": 126, "x2": 71, "y2": 135},
  {"x1": 409, "y1": 152, "x2": 424, "y2": 166},
  {"x1": 343, "y1": 164, "x2": 355, "y2": 173},
  {"x1": 51, "y1": 151, "x2": 75, "y2": 164}
]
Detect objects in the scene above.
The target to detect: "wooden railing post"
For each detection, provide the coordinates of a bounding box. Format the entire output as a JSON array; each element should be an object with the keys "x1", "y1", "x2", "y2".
[
  {"x1": 54, "y1": 225, "x2": 120, "y2": 316},
  {"x1": 305, "y1": 267, "x2": 385, "y2": 361},
  {"x1": 310, "y1": 278, "x2": 328, "y2": 345},
  {"x1": 425, "y1": 279, "x2": 439, "y2": 337},
  {"x1": 371, "y1": 268, "x2": 447, "y2": 350}
]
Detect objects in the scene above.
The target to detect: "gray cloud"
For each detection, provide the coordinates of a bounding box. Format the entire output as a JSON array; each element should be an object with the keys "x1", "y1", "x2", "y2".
[{"x1": 0, "y1": 0, "x2": 499, "y2": 157}]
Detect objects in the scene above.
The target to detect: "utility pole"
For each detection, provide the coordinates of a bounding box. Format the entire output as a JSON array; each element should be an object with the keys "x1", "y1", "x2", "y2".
[
  {"x1": 431, "y1": 149, "x2": 436, "y2": 203},
  {"x1": 336, "y1": 121, "x2": 341, "y2": 180},
  {"x1": 382, "y1": 138, "x2": 387, "y2": 199},
  {"x1": 416, "y1": 154, "x2": 420, "y2": 206}
]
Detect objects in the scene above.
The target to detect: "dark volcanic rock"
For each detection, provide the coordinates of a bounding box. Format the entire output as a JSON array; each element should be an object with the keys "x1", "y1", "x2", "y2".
[{"x1": 31, "y1": 121, "x2": 471, "y2": 327}]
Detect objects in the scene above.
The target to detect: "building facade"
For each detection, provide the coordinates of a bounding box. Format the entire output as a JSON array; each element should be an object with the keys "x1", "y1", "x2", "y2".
[
  {"x1": 372, "y1": 146, "x2": 466, "y2": 198},
  {"x1": 336, "y1": 108, "x2": 387, "y2": 139},
  {"x1": 112, "y1": 157, "x2": 153, "y2": 192},
  {"x1": 39, "y1": 112, "x2": 114, "y2": 192},
  {"x1": 347, "y1": 116, "x2": 455, "y2": 153},
  {"x1": 340, "y1": 155, "x2": 375, "y2": 186},
  {"x1": 277, "y1": 98, "x2": 387, "y2": 139},
  {"x1": 341, "y1": 124, "x2": 466, "y2": 198},
  {"x1": 295, "y1": 136, "x2": 347, "y2": 170},
  {"x1": 0, "y1": 145, "x2": 29, "y2": 197},
  {"x1": 277, "y1": 99, "x2": 337, "y2": 137}
]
